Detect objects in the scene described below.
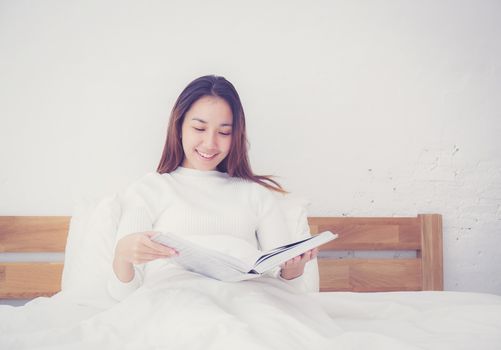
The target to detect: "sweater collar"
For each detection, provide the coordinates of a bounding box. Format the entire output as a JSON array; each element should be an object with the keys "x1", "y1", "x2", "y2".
[{"x1": 173, "y1": 166, "x2": 229, "y2": 179}]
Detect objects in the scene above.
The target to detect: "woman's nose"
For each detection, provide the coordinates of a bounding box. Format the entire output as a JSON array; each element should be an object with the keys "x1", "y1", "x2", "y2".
[{"x1": 203, "y1": 132, "x2": 217, "y2": 148}]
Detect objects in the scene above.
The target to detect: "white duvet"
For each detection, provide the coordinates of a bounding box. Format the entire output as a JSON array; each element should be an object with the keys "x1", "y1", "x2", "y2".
[{"x1": 1, "y1": 268, "x2": 501, "y2": 350}]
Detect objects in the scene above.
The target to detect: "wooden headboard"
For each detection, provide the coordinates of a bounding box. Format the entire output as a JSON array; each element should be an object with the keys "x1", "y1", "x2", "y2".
[
  {"x1": 309, "y1": 214, "x2": 443, "y2": 292},
  {"x1": 0, "y1": 214, "x2": 443, "y2": 299}
]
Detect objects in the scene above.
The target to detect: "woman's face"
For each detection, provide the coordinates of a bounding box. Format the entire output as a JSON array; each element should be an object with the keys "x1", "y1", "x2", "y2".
[{"x1": 181, "y1": 96, "x2": 233, "y2": 171}]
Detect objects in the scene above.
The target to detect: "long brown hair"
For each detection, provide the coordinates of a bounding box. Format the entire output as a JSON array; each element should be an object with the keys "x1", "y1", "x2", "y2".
[{"x1": 157, "y1": 75, "x2": 286, "y2": 193}]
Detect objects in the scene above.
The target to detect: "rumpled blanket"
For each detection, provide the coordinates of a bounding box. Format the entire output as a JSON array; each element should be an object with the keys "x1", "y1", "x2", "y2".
[{"x1": 1, "y1": 266, "x2": 501, "y2": 350}]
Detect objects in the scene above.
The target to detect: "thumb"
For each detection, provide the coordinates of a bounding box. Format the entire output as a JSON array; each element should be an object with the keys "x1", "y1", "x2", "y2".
[{"x1": 144, "y1": 231, "x2": 161, "y2": 239}]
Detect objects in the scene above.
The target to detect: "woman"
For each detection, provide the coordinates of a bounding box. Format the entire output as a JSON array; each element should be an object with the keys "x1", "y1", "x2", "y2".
[{"x1": 109, "y1": 75, "x2": 317, "y2": 301}]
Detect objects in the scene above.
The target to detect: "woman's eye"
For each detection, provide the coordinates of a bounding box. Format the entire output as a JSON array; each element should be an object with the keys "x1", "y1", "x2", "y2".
[{"x1": 192, "y1": 127, "x2": 230, "y2": 135}]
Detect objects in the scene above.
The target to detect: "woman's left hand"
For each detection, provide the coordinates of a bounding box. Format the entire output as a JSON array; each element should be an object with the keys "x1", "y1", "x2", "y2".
[{"x1": 279, "y1": 247, "x2": 319, "y2": 280}]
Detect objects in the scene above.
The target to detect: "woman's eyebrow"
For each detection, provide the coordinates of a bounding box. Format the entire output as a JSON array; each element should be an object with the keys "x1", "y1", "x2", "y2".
[
  {"x1": 191, "y1": 117, "x2": 232, "y2": 127},
  {"x1": 191, "y1": 117, "x2": 207, "y2": 123}
]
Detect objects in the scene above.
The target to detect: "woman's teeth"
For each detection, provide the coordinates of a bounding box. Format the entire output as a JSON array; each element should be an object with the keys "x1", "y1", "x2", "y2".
[{"x1": 197, "y1": 150, "x2": 217, "y2": 159}]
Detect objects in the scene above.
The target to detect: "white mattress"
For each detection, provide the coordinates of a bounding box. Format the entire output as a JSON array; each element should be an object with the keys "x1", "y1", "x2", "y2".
[{"x1": 1, "y1": 271, "x2": 500, "y2": 350}]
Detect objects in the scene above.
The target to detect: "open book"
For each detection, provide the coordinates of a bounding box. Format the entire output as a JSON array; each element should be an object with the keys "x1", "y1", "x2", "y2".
[{"x1": 151, "y1": 231, "x2": 337, "y2": 282}]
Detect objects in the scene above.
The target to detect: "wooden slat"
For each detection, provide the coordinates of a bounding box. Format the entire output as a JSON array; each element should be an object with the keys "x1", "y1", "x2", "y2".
[
  {"x1": 318, "y1": 258, "x2": 422, "y2": 292},
  {"x1": 309, "y1": 217, "x2": 419, "y2": 225},
  {"x1": 0, "y1": 262, "x2": 63, "y2": 299},
  {"x1": 0, "y1": 216, "x2": 70, "y2": 252},
  {"x1": 308, "y1": 217, "x2": 421, "y2": 250},
  {"x1": 419, "y1": 214, "x2": 443, "y2": 290}
]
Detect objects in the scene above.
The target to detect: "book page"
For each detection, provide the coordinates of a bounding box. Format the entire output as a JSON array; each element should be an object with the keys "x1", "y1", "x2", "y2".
[
  {"x1": 151, "y1": 232, "x2": 260, "y2": 281},
  {"x1": 253, "y1": 231, "x2": 337, "y2": 273}
]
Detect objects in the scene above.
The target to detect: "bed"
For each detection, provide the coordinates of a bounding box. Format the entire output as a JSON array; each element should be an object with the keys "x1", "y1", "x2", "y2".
[{"x1": 1, "y1": 209, "x2": 500, "y2": 350}]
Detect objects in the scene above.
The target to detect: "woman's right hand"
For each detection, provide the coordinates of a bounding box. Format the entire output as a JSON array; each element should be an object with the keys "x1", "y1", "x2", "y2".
[{"x1": 114, "y1": 231, "x2": 178, "y2": 265}]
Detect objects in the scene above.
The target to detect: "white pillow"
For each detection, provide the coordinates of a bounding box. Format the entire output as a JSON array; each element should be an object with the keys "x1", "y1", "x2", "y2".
[{"x1": 61, "y1": 194, "x2": 121, "y2": 308}]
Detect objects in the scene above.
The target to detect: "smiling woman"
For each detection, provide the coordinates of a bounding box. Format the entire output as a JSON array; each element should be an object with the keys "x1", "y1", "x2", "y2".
[
  {"x1": 156, "y1": 75, "x2": 284, "y2": 192},
  {"x1": 108, "y1": 75, "x2": 318, "y2": 301}
]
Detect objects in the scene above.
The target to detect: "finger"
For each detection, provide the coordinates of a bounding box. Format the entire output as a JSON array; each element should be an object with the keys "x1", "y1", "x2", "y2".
[
  {"x1": 141, "y1": 235, "x2": 177, "y2": 255},
  {"x1": 139, "y1": 246, "x2": 177, "y2": 258},
  {"x1": 143, "y1": 231, "x2": 158, "y2": 238},
  {"x1": 133, "y1": 252, "x2": 174, "y2": 264},
  {"x1": 286, "y1": 256, "x2": 302, "y2": 267},
  {"x1": 302, "y1": 250, "x2": 312, "y2": 261},
  {"x1": 132, "y1": 240, "x2": 176, "y2": 256},
  {"x1": 311, "y1": 248, "x2": 319, "y2": 259},
  {"x1": 286, "y1": 256, "x2": 300, "y2": 267},
  {"x1": 142, "y1": 253, "x2": 171, "y2": 261}
]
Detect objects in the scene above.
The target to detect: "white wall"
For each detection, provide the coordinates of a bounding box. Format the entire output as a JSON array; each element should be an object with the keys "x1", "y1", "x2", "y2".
[{"x1": 1, "y1": 0, "x2": 500, "y2": 295}]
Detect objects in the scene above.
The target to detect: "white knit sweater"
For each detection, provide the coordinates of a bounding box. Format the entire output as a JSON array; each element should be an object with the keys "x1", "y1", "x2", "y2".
[{"x1": 108, "y1": 166, "x2": 304, "y2": 300}]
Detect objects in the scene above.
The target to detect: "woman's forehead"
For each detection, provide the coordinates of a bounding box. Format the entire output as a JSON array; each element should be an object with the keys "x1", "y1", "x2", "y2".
[{"x1": 186, "y1": 96, "x2": 233, "y2": 125}]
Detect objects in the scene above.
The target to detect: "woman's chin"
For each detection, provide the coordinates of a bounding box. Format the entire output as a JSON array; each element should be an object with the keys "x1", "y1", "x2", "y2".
[{"x1": 185, "y1": 160, "x2": 218, "y2": 171}]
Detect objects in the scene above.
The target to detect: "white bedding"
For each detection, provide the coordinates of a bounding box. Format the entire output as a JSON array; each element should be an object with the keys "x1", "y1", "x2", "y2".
[{"x1": 1, "y1": 267, "x2": 501, "y2": 350}]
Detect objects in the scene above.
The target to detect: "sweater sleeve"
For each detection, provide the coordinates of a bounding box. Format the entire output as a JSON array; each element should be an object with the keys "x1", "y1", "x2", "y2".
[
  {"x1": 253, "y1": 184, "x2": 308, "y2": 292},
  {"x1": 107, "y1": 173, "x2": 168, "y2": 301}
]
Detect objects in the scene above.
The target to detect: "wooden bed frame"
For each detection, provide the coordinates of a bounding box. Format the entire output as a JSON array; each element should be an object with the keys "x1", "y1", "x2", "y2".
[{"x1": 0, "y1": 214, "x2": 443, "y2": 299}]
